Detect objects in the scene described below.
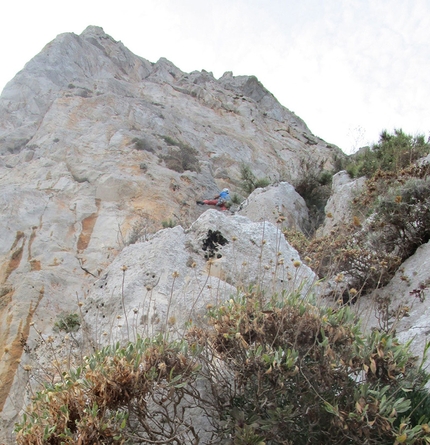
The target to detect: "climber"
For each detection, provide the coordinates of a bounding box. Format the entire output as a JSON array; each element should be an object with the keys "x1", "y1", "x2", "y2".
[{"x1": 197, "y1": 188, "x2": 231, "y2": 211}]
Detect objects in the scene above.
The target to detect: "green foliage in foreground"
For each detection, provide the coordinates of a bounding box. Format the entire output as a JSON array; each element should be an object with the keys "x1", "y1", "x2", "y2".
[
  {"x1": 16, "y1": 289, "x2": 430, "y2": 444},
  {"x1": 345, "y1": 129, "x2": 430, "y2": 178}
]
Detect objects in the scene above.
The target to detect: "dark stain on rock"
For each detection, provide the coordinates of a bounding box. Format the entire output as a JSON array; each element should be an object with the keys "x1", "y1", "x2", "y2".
[{"x1": 202, "y1": 229, "x2": 228, "y2": 260}]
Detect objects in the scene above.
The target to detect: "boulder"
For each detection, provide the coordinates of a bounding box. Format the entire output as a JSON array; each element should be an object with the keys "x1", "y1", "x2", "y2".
[
  {"x1": 356, "y1": 240, "x2": 430, "y2": 378},
  {"x1": 82, "y1": 209, "x2": 317, "y2": 344},
  {"x1": 238, "y1": 182, "x2": 309, "y2": 232},
  {"x1": 317, "y1": 170, "x2": 366, "y2": 237}
]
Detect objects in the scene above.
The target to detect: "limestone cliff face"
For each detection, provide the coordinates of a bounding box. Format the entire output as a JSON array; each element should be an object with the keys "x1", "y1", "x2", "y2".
[{"x1": 0, "y1": 25, "x2": 345, "y2": 441}]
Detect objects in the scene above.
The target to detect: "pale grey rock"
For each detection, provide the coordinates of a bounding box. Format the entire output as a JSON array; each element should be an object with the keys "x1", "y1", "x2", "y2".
[
  {"x1": 355, "y1": 241, "x2": 430, "y2": 381},
  {"x1": 418, "y1": 153, "x2": 430, "y2": 166},
  {"x1": 83, "y1": 209, "x2": 317, "y2": 345},
  {"x1": 317, "y1": 170, "x2": 366, "y2": 237},
  {"x1": 238, "y1": 182, "x2": 309, "y2": 232}
]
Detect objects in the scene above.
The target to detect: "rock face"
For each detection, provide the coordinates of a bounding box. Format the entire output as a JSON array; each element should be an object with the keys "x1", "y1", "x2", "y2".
[
  {"x1": 316, "y1": 170, "x2": 366, "y2": 237},
  {"x1": 83, "y1": 209, "x2": 316, "y2": 344},
  {"x1": 238, "y1": 182, "x2": 310, "y2": 232},
  {"x1": 0, "y1": 26, "x2": 343, "y2": 441},
  {"x1": 0, "y1": 25, "x2": 429, "y2": 443},
  {"x1": 357, "y1": 240, "x2": 430, "y2": 371}
]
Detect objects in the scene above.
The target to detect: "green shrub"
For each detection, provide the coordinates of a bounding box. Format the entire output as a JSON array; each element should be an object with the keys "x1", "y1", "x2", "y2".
[
  {"x1": 239, "y1": 164, "x2": 270, "y2": 195},
  {"x1": 160, "y1": 136, "x2": 200, "y2": 173},
  {"x1": 54, "y1": 313, "x2": 81, "y2": 333},
  {"x1": 369, "y1": 176, "x2": 430, "y2": 259},
  {"x1": 161, "y1": 218, "x2": 177, "y2": 228},
  {"x1": 230, "y1": 193, "x2": 243, "y2": 205},
  {"x1": 132, "y1": 137, "x2": 154, "y2": 152},
  {"x1": 345, "y1": 129, "x2": 430, "y2": 178},
  {"x1": 293, "y1": 169, "x2": 333, "y2": 234},
  {"x1": 192, "y1": 289, "x2": 430, "y2": 444}
]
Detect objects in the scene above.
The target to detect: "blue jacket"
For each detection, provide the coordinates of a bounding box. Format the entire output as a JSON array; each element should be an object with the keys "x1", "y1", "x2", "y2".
[{"x1": 219, "y1": 190, "x2": 230, "y2": 200}]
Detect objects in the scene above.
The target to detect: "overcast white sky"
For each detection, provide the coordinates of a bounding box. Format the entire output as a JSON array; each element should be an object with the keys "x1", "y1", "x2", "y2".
[{"x1": 0, "y1": 0, "x2": 429, "y2": 154}]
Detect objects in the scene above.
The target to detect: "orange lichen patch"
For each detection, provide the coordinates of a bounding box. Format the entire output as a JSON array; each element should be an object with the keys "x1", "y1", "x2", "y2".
[
  {"x1": 131, "y1": 199, "x2": 170, "y2": 222},
  {"x1": 77, "y1": 198, "x2": 101, "y2": 252},
  {"x1": 0, "y1": 288, "x2": 43, "y2": 412},
  {"x1": 29, "y1": 260, "x2": 41, "y2": 271},
  {"x1": 3, "y1": 232, "x2": 26, "y2": 283}
]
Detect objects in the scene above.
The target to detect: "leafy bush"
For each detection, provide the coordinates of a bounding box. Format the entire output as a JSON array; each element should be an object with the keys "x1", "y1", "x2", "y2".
[
  {"x1": 345, "y1": 129, "x2": 430, "y2": 178},
  {"x1": 160, "y1": 135, "x2": 200, "y2": 173},
  {"x1": 293, "y1": 169, "x2": 333, "y2": 234},
  {"x1": 189, "y1": 289, "x2": 430, "y2": 444},
  {"x1": 54, "y1": 313, "x2": 81, "y2": 333},
  {"x1": 15, "y1": 289, "x2": 430, "y2": 444},
  {"x1": 15, "y1": 336, "x2": 203, "y2": 444},
  {"x1": 369, "y1": 176, "x2": 430, "y2": 259},
  {"x1": 239, "y1": 164, "x2": 270, "y2": 195}
]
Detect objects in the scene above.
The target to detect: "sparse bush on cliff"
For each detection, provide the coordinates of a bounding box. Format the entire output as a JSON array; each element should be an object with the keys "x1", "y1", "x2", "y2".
[
  {"x1": 239, "y1": 164, "x2": 270, "y2": 195},
  {"x1": 286, "y1": 143, "x2": 430, "y2": 298},
  {"x1": 160, "y1": 135, "x2": 200, "y2": 173},
  {"x1": 293, "y1": 169, "x2": 333, "y2": 235},
  {"x1": 286, "y1": 222, "x2": 402, "y2": 296},
  {"x1": 369, "y1": 176, "x2": 430, "y2": 259},
  {"x1": 345, "y1": 129, "x2": 430, "y2": 178},
  {"x1": 132, "y1": 136, "x2": 154, "y2": 152},
  {"x1": 230, "y1": 192, "x2": 244, "y2": 205},
  {"x1": 54, "y1": 313, "x2": 81, "y2": 333},
  {"x1": 161, "y1": 218, "x2": 177, "y2": 228}
]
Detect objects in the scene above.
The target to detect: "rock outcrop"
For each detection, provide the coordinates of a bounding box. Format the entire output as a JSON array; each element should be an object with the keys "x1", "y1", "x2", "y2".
[
  {"x1": 238, "y1": 182, "x2": 310, "y2": 232},
  {"x1": 316, "y1": 170, "x2": 366, "y2": 237},
  {"x1": 3, "y1": 24, "x2": 428, "y2": 444},
  {"x1": 84, "y1": 209, "x2": 316, "y2": 342},
  {"x1": 0, "y1": 26, "x2": 343, "y2": 441},
  {"x1": 357, "y1": 240, "x2": 430, "y2": 370}
]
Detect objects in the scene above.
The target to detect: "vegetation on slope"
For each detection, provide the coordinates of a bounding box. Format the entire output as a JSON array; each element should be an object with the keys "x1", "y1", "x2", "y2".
[
  {"x1": 15, "y1": 289, "x2": 430, "y2": 444},
  {"x1": 345, "y1": 129, "x2": 430, "y2": 179},
  {"x1": 287, "y1": 129, "x2": 430, "y2": 297}
]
